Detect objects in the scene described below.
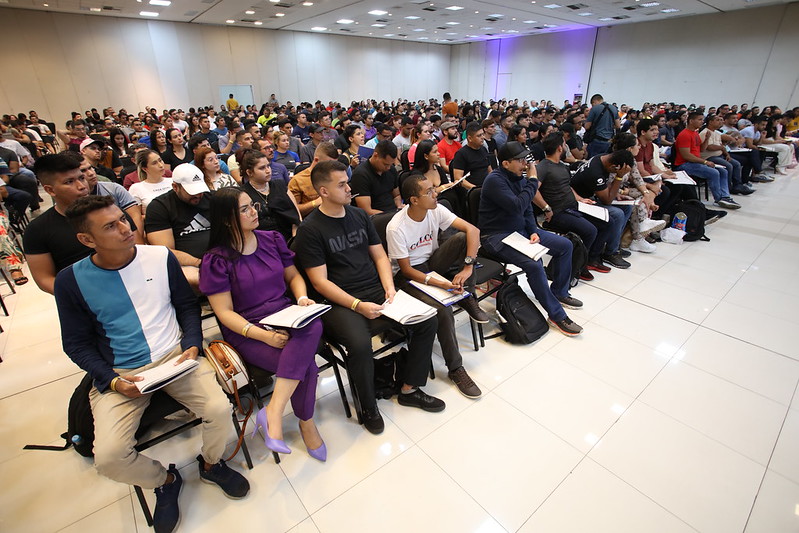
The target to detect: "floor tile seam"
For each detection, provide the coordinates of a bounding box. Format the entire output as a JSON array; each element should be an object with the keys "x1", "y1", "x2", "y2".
[
  {"x1": 645, "y1": 267, "x2": 748, "y2": 299},
  {"x1": 631, "y1": 395, "x2": 781, "y2": 468},
  {"x1": 675, "y1": 356, "x2": 799, "y2": 407},
  {"x1": 52, "y1": 493, "x2": 134, "y2": 532},
  {"x1": 0, "y1": 369, "x2": 84, "y2": 401},
  {"x1": 696, "y1": 318, "x2": 797, "y2": 361},
  {"x1": 276, "y1": 459, "x2": 315, "y2": 530},
  {"x1": 303, "y1": 441, "x2": 420, "y2": 519},
  {"x1": 609, "y1": 292, "x2": 708, "y2": 329},
  {"x1": 411, "y1": 442, "x2": 513, "y2": 532},
  {"x1": 2, "y1": 331, "x2": 66, "y2": 356},
  {"x1": 583, "y1": 457, "x2": 703, "y2": 533},
  {"x1": 739, "y1": 381, "x2": 798, "y2": 533}
]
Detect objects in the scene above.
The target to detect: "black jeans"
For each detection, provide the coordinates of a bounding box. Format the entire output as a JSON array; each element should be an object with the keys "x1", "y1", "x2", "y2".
[
  {"x1": 395, "y1": 232, "x2": 475, "y2": 372},
  {"x1": 322, "y1": 285, "x2": 438, "y2": 411}
]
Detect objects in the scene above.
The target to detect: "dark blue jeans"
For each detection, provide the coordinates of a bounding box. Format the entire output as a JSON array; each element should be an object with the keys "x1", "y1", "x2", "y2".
[
  {"x1": 708, "y1": 156, "x2": 742, "y2": 188},
  {"x1": 482, "y1": 230, "x2": 572, "y2": 321},
  {"x1": 548, "y1": 208, "x2": 598, "y2": 257},
  {"x1": 587, "y1": 139, "x2": 611, "y2": 159},
  {"x1": 674, "y1": 162, "x2": 729, "y2": 202}
]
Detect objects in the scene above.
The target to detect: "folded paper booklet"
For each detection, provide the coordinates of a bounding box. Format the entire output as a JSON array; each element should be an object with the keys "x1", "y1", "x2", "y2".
[
  {"x1": 663, "y1": 171, "x2": 696, "y2": 186},
  {"x1": 611, "y1": 198, "x2": 641, "y2": 206},
  {"x1": 134, "y1": 358, "x2": 200, "y2": 394},
  {"x1": 728, "y1": 148, "x2": 752, "y2": 153},
  {"x1": 379, "y1": 290, "x2": 437, "y2": 325},
  {"x1": 409, "y1": 272, "x2": 470, "y2": 306},
  {"x1": 259, "y1": 303, "x2": 332, "y2": 329},
  {"x1": 501, "y1": 232, "x2": 550, "y2": 260},
  {"x1": 577, "y1": 202, "x2": 610, "y2": 222}
]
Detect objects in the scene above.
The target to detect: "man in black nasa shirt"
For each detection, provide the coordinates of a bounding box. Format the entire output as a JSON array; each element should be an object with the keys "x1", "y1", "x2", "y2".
[{"x1": 293, "y1": 160, "x2": 443, "y2": 435}]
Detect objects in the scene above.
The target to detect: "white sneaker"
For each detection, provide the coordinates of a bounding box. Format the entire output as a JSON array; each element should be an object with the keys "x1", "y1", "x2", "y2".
[
  {"x1": 638, "y1": 218, "x2": 667, "y2": 236},
  {"x1": 630, "y1": 238, "x2": 657, "y2": 253}
]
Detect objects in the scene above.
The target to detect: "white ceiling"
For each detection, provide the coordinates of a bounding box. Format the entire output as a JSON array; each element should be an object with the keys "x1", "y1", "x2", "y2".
[{"x1": 1, "y1": 0, "x2": 793, "y2": 44}]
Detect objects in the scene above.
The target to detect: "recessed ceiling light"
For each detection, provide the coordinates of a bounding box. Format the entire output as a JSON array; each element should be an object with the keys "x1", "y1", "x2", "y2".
[
  {"x1": 578, "y1": 12, "x2": 592, "y2": 15},
  {"x1": 245, "y1": 9, "x2": 255, "y2": 14},
  {"x1": 413, "y1": 28, "x2": 425, "y2": 31},
  {"x1": 419, "y1": 36, "x2": 429, "y2": 39},
  {"x1": 445, "y1": 5, "x2": 463, "y2": 10},
  {"x1": 337, "y1": 18, "x2": 354, "y2": 23},
  {"x1": 90, "y1": 7, "x2": 102, "y2": 11},
  {"x1": 446, "y1": 21, "x2": 459, "y2": 24},
  {"x1": 43, "y1": 2, "x2": 49, "y2": 5},
  {"x1": 641, "y1": 1, "x2": 660, "y2": 5},
  {"x1": 507, "y1": 29, "x2": 519, "y2": 33},
  {"x1": 311, "y1": 26, "x2": 327, "y2": 31},
  {"x1": 302, "y1": 1, "x2": 313, "y2": 5},
  {"x1": 140, "y1": 11, "x2": 159, "y2": 16},
  {"x1": 660, "y1": 7, "x2": 679, "y2": 12},
  {"x1": 254, "y1": 20, "x2": 263, "y2": 24},
  {"x1": 488, "y1": 13, "x2": 503, "y2": 17},
  {"x1": 599, "y1": 17, "x2": 613, "y2": 20},
  {"x1": 405, "y1": 15, "x2": 420, "y2": 19},
  {"x1": 446, "y1": 32, "x2": 457, "y2": 35},
  {"x1": 480, "y1": 27, "x2": 493, "y2": 30},
  {"x1": 226, "y1": 19, "x2": 235, "y2": 23},
  {"x1": 372, "y1": 23, "x2": 387, "y2": 27},
  {"x1": 544, "y1": 3, "x2": 561, "y2": 8},
  {"x1": 544, "y1": 23, "x2": 557, "y2": 27},
  {"x1": 523, "y1": 20, "x2": 537, "y2": 23},
  {"x1": 368, "y1": 9, "x2": 388, "y2": 15},
  {"x1": 275, "y1": 13, "x2": 285, "y2": 17},
  {"x1": 384, "y1": 33, "x2": 395, "y2": 36},
  {"x1": 269, "y1": 0, "x2": 278, "y2": 2},
  {"x1": 150, "y1": 0, "x2": 171, "y2": 5}
]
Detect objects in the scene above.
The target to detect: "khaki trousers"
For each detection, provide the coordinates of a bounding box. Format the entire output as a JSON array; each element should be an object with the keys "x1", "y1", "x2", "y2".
[{"x1": 89, "y1": 345, "x2": 231, "y2": 489}]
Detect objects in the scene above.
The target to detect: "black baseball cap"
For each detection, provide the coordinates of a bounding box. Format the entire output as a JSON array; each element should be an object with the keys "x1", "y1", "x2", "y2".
[{"x1": 498, "y1": 141, "x2": 531, "y2": 163}]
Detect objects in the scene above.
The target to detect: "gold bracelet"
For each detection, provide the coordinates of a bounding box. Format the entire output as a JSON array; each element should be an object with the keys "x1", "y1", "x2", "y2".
[
  {"x1": 351, "y1": 298, "x2": 361, "y2": 311},
  {"x1": 110, "y1": 377, "x2": 119, "y2": 392},
  {"x1": 241, "y1": 322, "x2": 254, "y2": 338}
]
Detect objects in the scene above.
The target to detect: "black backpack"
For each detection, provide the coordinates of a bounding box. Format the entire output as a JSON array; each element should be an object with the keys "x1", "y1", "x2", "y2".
[
  {"x1": 545, "y1": 231, "x2": 588, "y2": 288},
  {"x1": 25, "y1": 374, "x2": 188, "y2": 458},
  {"x1": 676, "y1": 199, "x2": 709, "y2": 242},
  {"x1": 493, "y1": 278, "x2": 549, "y2": 344}
]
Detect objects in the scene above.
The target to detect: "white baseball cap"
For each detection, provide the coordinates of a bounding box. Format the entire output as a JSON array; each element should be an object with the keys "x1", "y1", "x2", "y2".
[{"x1": 171, "y1": 163, "x2": 210, "y2": 195}]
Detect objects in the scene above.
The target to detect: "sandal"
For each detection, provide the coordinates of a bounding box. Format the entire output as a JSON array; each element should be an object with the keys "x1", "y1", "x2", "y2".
[{"x1": 10, "y1": 272, "x2": 28, "y2": 286}]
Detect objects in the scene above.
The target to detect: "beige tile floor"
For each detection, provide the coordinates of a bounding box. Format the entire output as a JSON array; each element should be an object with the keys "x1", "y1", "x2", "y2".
[{"x1": 2, "y1": 167, "x2": 798, "y2": 532}]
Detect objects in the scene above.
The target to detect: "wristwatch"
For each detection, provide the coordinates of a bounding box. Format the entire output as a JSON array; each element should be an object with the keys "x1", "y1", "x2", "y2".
[
  {"x1": 543, "y1": 205, "x2": 552, "y2": 213},
  {"x1": 464, "y1": 256, "x2": 476, "y2": 265}
]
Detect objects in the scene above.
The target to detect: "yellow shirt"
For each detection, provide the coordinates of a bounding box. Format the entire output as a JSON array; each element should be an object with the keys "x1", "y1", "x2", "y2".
[
  {"x1": 288, "y1": 168, "x2": 319, "y2": 205},
  {"x1": 226, "y1": 98, "x2": 239, "y2": 111}
]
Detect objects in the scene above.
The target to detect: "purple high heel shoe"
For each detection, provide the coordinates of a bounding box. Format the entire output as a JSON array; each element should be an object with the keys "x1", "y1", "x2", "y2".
[
  {"x1": 252, "y1": 408, "x2": 291, "y2": 454},
  {"x1": 306, "y1": 442, "x2": 327, "y2": 462}
]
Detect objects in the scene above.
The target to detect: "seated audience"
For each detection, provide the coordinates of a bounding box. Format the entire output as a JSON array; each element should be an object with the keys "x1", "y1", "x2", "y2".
[
  {"x1": 350, "y1": 140, "x2": 402, "y2": 215},
  {"x1": 195, "y1": 146, "x2": 236, "y2": 190},
  {"x1": 54, "y1": 195, "x2": 249, "y2": 533},
  {"x1": 480, "y1": 142, "x2": 583, "y2": 336},
  {"x1": 293, "y1": 161, "x2": 443, "y2": 435},
  {"x1": 451, "y1": 121, "x2": 492, "y2": 190},
  {"x1": 200, "y1": 187, "x2": 325, "y2": 460},
  {"x1": 386, "y1": 174, "x2": 487, "y2": 398},
  {"x1": 128, "y1": 149, "x2": 174, "y2": 215},
  {"x1": 144, "y1": 163, "x2": 212, "y2": 286},
  {"x1": 239, "y1": 149, "x2": 300, "y2": 241},
  {"x1": 289, "y1": 142, "x2": 339, "y2": 216}
]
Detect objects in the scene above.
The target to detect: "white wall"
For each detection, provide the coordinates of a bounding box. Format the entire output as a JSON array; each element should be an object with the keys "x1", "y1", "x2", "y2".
[
  {"x1": 0, "y1": 8, "x2": 450, "y2": 123},
  {"x1": 447, "y1": 4, "x2": 799, "y2": 109},
  {"x1": 449, "y1": 29, "x2": 597, "y2": 104},
  {"x1": 588, "y1": 3, "x2": 799, "y2": 109}
]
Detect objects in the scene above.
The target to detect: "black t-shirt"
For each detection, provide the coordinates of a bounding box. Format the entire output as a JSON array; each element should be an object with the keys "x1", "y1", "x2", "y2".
[
  {"x1": 350, "y1": 160, "x2": 398, "y2": 213},
  {"x1": 22, "y1": 207, "x2": 92, "y2": 273},
  {"x1": 536, "y1": 159, "x2": 578, "y2": 214},
  {"x1": 570, "y1": 156, "x2": 610, "y2": 199},
  {"x1": 0, "y1": 146, "x2": 19, "y2": 167},
  {"x1": 451, "y1": 145, "x2": 491, "y2": 186},
  {"x1": 485, "y1": 138, "x2": 499, "y2": 169},
  {"x1": 529, "y1": 142, "x2": 546, "y2": 162},
  {"x1": 566, "y1": 136, "x2": 584, "y2": 152},
  {"x1": 243, "y1": 180, "x2": 300, "y2": 241},
  {"x1": 293, "y1": 205, "x2": 382, "y2": 298},
  {"x1": 95, "y1": 164, "x2": 118, "y2": 184},
  {"x1": 144, "y1": 190, "x2": 212, "y2": 258},
  {"x1": 163, "y1": 147, "x2": 193, "y2": 169}
]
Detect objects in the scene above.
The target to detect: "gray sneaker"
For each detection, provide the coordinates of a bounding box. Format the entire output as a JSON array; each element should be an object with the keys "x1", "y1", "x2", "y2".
[
  {"x1": 458, "y1": 296, "x2": 490, "y2": 323},
  {"x1": 716, "y1": 197, "x2": 741, "y2": 209},
  {"x1": 557, "y1": 295, "x2": 583, "y2": 309},
  {"x1": 548, "y1": 317, "x2": 583, "y2": 336},
  {"x1": 448, "y1": 366, "x2": 482, "y2": 398}
]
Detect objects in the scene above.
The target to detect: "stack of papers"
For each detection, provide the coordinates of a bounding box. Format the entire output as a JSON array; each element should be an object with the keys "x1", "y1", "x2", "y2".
[
  {"x1": 501, "y1": 232, "x2": 550, "y2": 260},
  {"x1": 577, "y1": 202, "x2": 610, "y2": 222},
  {"x1": 134, "y1": 359, "x2": 200, "y2": 394},
  {"x1": 380, "y1": 290, "x2": 437, "y2": 325},
  {"x1": 409, "y1": 272, "x2": 470, "y2": 306},
  {"x1": 259, "y1": 304, "x2": 331, "y2": 329}
]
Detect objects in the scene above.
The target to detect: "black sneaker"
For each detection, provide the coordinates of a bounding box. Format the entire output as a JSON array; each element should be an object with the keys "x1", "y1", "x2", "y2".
[
  {"x1": 601, "y1": 253, "x2": 631, "y2": 269},
  {"x1": 557, "y1": 295, "x2": 583, "y2": 309},
  {"x1": 586, "y1": 259, "x2": 611, "y2": 273},
  {"x1": 448, "y1": 366, "x2": 482, "y2": 398},
  {"x1": 397, "y1": 388, "x2": 446, "y2": 412},
  {"x1": 548, "y1": 317, "x2": 583, "y2": 336},
  {"x1": 362, "y1": 406, "x2": 385, "y2": 434},
  {"x1": 197, "y1": 455, "x2": 250, "y2": 499},
  {"x1": 153, "y1": 465, "x2": 182, "y2": 533},
  {"x1": 458, "y1": 296, "x2": 490, "y2": 324},
  {"x1": 579, "y1": 268, "x2": 594, "y2": 281},
  {"x1": 731, "y1": 186, "x2": 754, "y2": 196},
  {"x1": 716, "y1": 197, "x2": 741, "y2": 209},
  {"x1": 619, "y1": 249, "x2": 632, "y2": 258},
  {"x1": 704, "y1": 209, "x2": 727, "y2": 225},
  {"x1": 750, "y1": 174, "x2": 775, "y2": 183}
]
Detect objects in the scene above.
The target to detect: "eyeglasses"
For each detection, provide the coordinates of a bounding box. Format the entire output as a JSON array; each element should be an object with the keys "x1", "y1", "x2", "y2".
[
  {"x1": 239, "y1": 202, "x2": 262, "y2": 214},
  {"x1": 417, "y1": 187, "x2": 436, "y2": 198}
]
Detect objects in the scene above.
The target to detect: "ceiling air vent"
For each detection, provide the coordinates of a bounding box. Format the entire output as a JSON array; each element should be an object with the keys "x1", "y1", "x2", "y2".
[
  {"x1": 566, "y1": 3, "x2": 588, "y2": 9},
  {"x1": 398, "y1": 33, "x2": 408, "y2": 36},
  {"x1": 612, "y1": 14, "x2": 631, "y2": 18},
  {"x1": 274, "y1": 2, "x2": 293, "y2": 7},
  {"x1": 422, "y1": 6, "x2": 438, "y2": 11},
  {"x1": 623, "y1": 6, "x2": 638, "y2": 10},
  {"x1": 241, "y1": 18, "x2": 257, "y2": 22},
  {"x1": 184, "y1": 10, "x2": 199, "y2": 16}
]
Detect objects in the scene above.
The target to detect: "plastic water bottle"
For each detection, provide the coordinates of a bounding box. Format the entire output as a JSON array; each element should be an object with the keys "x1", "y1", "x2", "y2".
[{"x1": 672, "y1": 212, "x2": 687, "y2": 232}]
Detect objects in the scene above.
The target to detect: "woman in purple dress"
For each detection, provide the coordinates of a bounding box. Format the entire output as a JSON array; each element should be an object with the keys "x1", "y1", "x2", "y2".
[{"x1": 200, "y1": 187, "x2": 326, "y2": 461}]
